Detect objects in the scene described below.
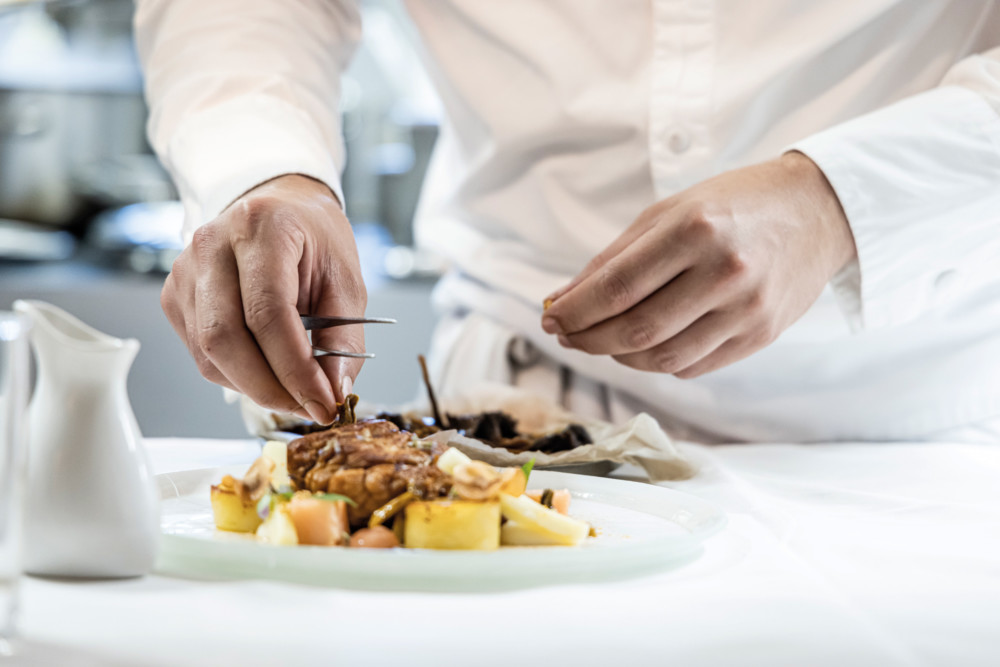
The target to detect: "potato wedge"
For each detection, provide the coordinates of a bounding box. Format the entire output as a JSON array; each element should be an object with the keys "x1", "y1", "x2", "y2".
[
  {"x1": 501, "y1": 520, "x2": 573, "y2": 546},
  {"x1": 210, "y1": 476, "x2": 262, "y2": 533},
  {"x1": 404, "y1": 500, "x2": 501, "y2": 550},
  {"x1": 499, "y1": 493, "x2": 588, "y2": 546}
]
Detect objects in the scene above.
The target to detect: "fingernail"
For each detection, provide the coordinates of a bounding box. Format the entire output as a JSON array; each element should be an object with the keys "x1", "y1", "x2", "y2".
[
  {"x1": 541, "y1": 316, "x2": 563, "y2": 335},
  {"x1": 303, "y1": 399, "x2": 332, "y2": 425},
  {"x1": 341, "y1": 375, "x2": 353, "y2": 399},
  {"x1": 293, "y1": 407, "x2": 311, "y2": 421}
]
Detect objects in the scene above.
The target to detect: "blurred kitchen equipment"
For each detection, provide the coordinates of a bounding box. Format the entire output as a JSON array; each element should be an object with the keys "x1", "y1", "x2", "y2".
[
  {"x1": 14, "y1": 300, "x2": 158, "y2": 578},
  {"x1": 85, "y1": 200, "x2": 183, "y2": 273},
  {"x1": 0, "y1": 310, "x2": 29, "y2": 654},
  {"x1": 0, "y1": 2, "x2": 173, "y2": 228},
  {"x1": 0, "y1": 218, "x2": 74, "y2": 261}
]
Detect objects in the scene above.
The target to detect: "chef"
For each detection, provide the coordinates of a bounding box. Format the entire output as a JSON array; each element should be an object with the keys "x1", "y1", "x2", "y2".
[{"x1": 135, "y1": 1, "x2": 1000, "y2": 443}]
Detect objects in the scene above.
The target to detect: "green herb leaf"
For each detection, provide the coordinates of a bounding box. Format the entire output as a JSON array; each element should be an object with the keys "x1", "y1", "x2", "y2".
[
  {"x1": 315, "y1": 492, "x2": 358, "y2": 507},
  {"x1": 521, "y1": 458, "x2": 536, "y2": 483}
]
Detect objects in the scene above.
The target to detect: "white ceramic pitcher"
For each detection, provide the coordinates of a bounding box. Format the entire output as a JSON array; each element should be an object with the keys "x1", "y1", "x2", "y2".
[{"x1": 13, "y1": 300, "x2": 159, "y2": 578}]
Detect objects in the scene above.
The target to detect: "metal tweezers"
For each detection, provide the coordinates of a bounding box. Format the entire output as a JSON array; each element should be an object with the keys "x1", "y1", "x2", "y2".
[{"x1": 301, "y1": 314, "x2": 396, "y2": 359}]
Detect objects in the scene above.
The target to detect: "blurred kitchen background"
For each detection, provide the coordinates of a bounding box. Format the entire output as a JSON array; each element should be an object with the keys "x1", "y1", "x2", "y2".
[{"x1": 0, "y1": 0, "x2": 444, "y2": 436}]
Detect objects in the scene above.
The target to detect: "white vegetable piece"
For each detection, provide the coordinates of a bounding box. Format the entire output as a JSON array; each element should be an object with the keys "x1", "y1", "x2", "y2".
[
  {"x1": 255, "y1": 504, "x2": 298, "y2": 546},
  {"x1": 262, "y1": 440, "x2": 292, "y2": 490},
  {"x1": 498, "y1": 493, "x2": 589, "y2": 546},
  {"x1": 436, "y1": 446, "x2": 473, "y2": 475},
  {"x1": 501, "y1": 520, "x2": 571, "y2": 546}
]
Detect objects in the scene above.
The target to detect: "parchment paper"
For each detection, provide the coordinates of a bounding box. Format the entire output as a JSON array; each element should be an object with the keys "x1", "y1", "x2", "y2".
[{"x1": 230, "y1": 384, "x2": 694, "y2": 482}]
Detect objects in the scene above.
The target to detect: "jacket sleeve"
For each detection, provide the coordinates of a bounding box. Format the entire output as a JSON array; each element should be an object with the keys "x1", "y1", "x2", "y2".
[
  {"x1": 134, "y1": 0, "x2": 361, "y2": 243},
  {"x1": 788, "y1": 46, "x2": 1000, "y2": 331}
]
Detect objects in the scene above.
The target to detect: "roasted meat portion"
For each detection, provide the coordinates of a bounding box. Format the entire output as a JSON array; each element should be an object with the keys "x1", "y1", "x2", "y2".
[
  {"x1": 376, "y1": 411, "x2": 593, "y2": 454},
  {"x1": 287, "y1": 420, "x2": 451, "y2": 526}
]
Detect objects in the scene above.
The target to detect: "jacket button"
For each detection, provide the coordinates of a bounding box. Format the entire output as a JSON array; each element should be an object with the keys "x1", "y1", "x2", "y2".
[{"x1": 668, "y1": 131, "x2": 691, "y2": 154}]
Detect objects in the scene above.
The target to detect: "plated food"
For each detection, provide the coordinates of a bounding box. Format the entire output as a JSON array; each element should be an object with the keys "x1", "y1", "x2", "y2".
[
  {"x1": 281, "y1": 357, "x2": 596, "y2": 455},
  {"x1": 211, "y1": 396, "x2": 594, "y2": 550}
]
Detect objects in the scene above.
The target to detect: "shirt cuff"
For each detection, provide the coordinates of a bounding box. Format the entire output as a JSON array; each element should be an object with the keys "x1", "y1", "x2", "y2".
[
  {"x1": 789, "y1": 85, "x2": 1000, "y2": 331},
  {"x1": 164, "y1": 95, "x2": 346, "y2": 244}
]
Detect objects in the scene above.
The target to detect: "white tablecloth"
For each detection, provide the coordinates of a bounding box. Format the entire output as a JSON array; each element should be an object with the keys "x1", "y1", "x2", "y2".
[{"x1": 16, "y1": 438, "x2": 1000, "y2": 666}]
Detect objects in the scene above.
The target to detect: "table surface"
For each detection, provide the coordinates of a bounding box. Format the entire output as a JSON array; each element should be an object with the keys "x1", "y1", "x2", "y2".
[{"x1": 16, "y1": 438, "x2": 1000, "y2": 667}]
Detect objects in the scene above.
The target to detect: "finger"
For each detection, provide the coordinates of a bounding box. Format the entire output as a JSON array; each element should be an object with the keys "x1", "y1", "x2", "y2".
[
  {"x1": 559, "y1": 265, "x2": 731, "y2": 355},
  {"x1": 191, "y1": 233, "x2": 303, "y2": 414},
  {"x1": 309, "y1": 266, "x2": 368, "y2": 403},
  {"x1": 544, "y1": 221, "x2": 695, "y2": 335},
  {"x1": 162, "y1": 267, "x2": 237, "y2": 391},
  {"x1": 184, "y1": 319, "x2": 238, "y2": 391},
  {"x1": 612, "y1": 310, "x2": 737, "y2": 375},
  {"x1": 234, "y1": 230, "x2": 338, "y2": 424},
  {"x1": 673, "y1": 338, "x2": 754, "y2": 379},
  {"x1": 544, "y1": 207, "x2": 660, "y2": 304}
]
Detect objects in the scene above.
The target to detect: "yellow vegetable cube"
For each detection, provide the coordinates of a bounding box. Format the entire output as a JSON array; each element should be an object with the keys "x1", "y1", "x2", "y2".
[
  {"x1": 256, "y1": 503, "x2": 298, "y2": 546},
  {"x1": 210, "y1": 476, "x2": 262, "y2": 533},
  {"x1": 404, "y1": 500, "x2": 501, "y2": 550}
]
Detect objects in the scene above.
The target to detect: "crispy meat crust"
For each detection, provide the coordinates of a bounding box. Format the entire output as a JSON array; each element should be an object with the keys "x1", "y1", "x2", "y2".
[{"x1": 287, "y1": 420, "x2": 451, "y2": 526}]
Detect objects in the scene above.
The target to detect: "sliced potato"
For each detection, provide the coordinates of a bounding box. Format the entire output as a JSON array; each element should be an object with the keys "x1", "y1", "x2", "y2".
[
  {"x1": 436, "y1": 447, "x2": 472, "y2": 475},
  {"x1": 499, "y1": 493, "x2": 588, "y2": 546},
  {"x1": 256, "y1": 503, "x2": 298, "y2": 546},
  {"x1": 210, "y1": 476, "x2": 262, "y2": 533},
  {"x1": 501, "y1": 520, "x2": 573, "y2": 546},
  {"x1": 404, "y1": 500, "x2": 501, "y2": 550}
]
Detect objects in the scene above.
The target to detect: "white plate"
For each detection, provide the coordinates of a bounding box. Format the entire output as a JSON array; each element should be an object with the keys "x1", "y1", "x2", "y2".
[{"x1": 156, "y1": 466, "x2": 726, "y2": 591}]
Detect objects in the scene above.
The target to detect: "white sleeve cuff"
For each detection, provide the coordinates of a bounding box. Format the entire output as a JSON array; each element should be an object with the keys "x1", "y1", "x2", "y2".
[
  {"x1": 790, "y1": 85, "x2": 1000, "y2": 331},
  {"x1": 164, "y1": 95, "x2": 346, "y2": 244}
]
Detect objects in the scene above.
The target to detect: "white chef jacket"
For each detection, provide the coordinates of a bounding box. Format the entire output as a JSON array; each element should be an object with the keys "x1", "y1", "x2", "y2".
[{"x1": 135, "y1": 1, "x2": 1000, "y2": 443}]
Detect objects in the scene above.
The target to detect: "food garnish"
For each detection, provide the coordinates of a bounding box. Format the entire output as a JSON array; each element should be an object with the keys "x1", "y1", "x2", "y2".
[{"x1": 521, "y1": 458, "x2": 535, "y2": 483}]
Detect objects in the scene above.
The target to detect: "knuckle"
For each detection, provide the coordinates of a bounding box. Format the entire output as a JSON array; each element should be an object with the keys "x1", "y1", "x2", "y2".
[
  {"x1": 721, "y1": 251, "x2": 748, "y2": 279},
  {"x1": 622, "y1": 316, "x2": 658, "y2": 350},
  {"x1": 190, "y1": 226, "x2": 218, "y2": 254},
  {"x1": 240, "y1": 194, "x2": 282, "y2": 222},
  {"x1": 683, "y1": 209, "x2": 716, "y2": 241},
  {"x1": 244, "y1": 299, "x2": 284, "y2": 336},
  {"x1": 598, "y1": 267, "x2": 633, "y2": 310},
  {"x1": 653, "y1": 349, "x2": 683, "y2": 374},
  {"x1": 196, "y1": 322, "x2": 227, "y2": 357}
]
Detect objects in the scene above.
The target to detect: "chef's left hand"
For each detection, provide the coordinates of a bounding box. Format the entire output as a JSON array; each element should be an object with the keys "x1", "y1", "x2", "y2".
[{"x1": 541, "y1": 152, "x2": 856, "y2": 378}]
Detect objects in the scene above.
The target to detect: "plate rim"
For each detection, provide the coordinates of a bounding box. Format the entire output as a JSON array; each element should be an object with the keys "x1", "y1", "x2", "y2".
[{"x1": 156, "y1": 466, "x2": 726, "y2": 591}]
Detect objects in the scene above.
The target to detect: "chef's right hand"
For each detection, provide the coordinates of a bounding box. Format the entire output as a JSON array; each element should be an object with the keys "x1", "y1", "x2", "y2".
[{"x1": 160, "y1": 174, "x2": 367, "y2": 424}]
